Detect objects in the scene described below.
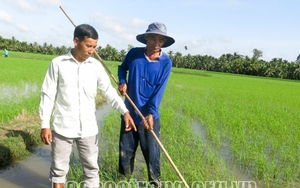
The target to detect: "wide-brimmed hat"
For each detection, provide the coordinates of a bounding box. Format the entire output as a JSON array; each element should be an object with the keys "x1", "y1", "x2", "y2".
[{"x1": 136, "y1": 22, "x2": 175, "y2": 48}]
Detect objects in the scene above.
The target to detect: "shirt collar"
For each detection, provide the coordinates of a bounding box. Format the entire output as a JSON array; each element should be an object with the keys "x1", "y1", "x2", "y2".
[
  {"x1": 64, "y1": 49, "x2": 92, "y2": 64},
  {"x1": 143, "y1": 47, "x2": 163, "y2": 62}
]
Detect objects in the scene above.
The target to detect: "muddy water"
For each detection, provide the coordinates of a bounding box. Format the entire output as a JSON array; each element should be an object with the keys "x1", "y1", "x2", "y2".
[
  {"x1": 192, "y1": 120, "x2": 258, "y2": 183},
  {"x1": 0, "y1": 104, "x2": 116, "y2": 188},
  {"x1": 0, "y1": 145, "x2": 52, "y2": 187}
]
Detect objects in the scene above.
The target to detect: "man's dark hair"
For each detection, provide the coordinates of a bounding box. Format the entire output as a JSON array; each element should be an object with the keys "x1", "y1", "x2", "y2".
[{"x1": 74, "y1": 24, "x2": 98, "y2": 41}]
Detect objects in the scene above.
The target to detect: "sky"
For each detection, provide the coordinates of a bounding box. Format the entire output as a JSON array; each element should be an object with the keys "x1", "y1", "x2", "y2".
[{"x1": 0, "y1": 0, "x2": 299, "y2": 62}]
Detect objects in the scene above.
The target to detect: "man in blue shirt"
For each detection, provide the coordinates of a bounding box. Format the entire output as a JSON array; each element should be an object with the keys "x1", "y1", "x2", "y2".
[{"x1": 118, "y1": 22, "x2": 175, "y2": 186}]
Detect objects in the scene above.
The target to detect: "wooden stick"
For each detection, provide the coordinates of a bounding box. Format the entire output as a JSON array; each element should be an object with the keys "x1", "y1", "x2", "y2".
[{"x1": 59, "y1": 6, "x2": 189, "y2": 188}]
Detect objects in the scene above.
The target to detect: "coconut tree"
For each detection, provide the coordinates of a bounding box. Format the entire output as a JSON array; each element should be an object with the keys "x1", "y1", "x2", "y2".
[
  {"x1": 293, "y1": 65, "x2": 300, "y2": 80},
  {"x1": 218, "y1": 54, "x2": 231, "y2": 72},
  {"x1": 173, "y1": 52, "x2": 183, "y2": 68},
  {"x1": 100, "y1": 44, "x2": 118, "y2": 61},
  {"x1": 0, "y1": 36, "x2": 6, "y2": 49},
  {"x1": 118, "y1": 49, "x2": 127, "y2": 62},
  {"x1": 47, "y1": 44, "x2": 55, "y2": 55},
  {"x1": 252, "y1": 48, "x2": 263, "y2": 59},
  {"x1": 296, "y1": 54, "x2": 300, "y2": 63},
  {"x1": 264, "y1": 63, "x2": 276, "y2": 77},
  {"x1": 277, "y1": 62, "x2": 289, "y2": 79},
  {"x1": 193, "y1": 55, "x2": 203, "y2": 70},
  {"x1": 167, "y1": 50, "x2": 174, "y2": 60},
  {"x1": 127, "y1": 44, "x2": 134, "y2": 52},
  {"x1": 14, "y1": 41, "x2": 25, "y2": 52},
  {"x1": 182, "y1": 54, "x2": 195, "y2": 69},
  {"x1": 233, "y1": 58, "x2": 245, "y2": 74}
]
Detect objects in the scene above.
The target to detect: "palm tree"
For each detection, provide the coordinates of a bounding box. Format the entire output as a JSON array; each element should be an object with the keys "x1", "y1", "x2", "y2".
[
  {"x1": 47, "y1": 44, "x2": 55, "y2": 55},
  {"x1": 218, "y1": 54, "x2": 230, "y2": 72},
  {"x1": 252, "y1": 48, "x2": 263, "y2": 59},
  {"x1": 118, "y1": 49, "x2": 127, "y2": 62},
  {"x1": 293, "y1": 65, "x2": 300, "y2": 80},
  {"x1": 264, "y1": 64, "x2": 276, "y2": 77},
  {"x1": 19, "y1": 41, "x2": 28, "y2": 52},
  {"x1": 182, "y1": 54, "x2": 194, "y2": 69},
  {"x1": 296, "y1": 54, "x2": 300, "y2": 63},
  {"x1": 100, "y1": 44, "x2": 118, "y2": 61},
  {"x1": 127, "y1": 44, "x2": 134, "y2": 52},
  {"x1": 167, "y1": 50, "x2": 174, "y2": 60},
  {"x1": 193, "y1": 55, "x2": 203, "y2": 70},
  {"x1": 173, "y1": 52, "x2": 183, "y2": 68},
  {"x1": 233, "y1": 58, "x2": 245, "y2": 74}
]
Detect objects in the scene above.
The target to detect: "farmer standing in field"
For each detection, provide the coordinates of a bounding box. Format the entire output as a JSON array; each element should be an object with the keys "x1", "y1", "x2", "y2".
[
  {"x1": 39, "y1": 24, "x2": 136, "y2": 188},
  {"x1": 118, "y1": 22, "x2": 175, "y2": 186},
  {"x1": 4, "y1": 48, "x2": 8, "y2": 57}
]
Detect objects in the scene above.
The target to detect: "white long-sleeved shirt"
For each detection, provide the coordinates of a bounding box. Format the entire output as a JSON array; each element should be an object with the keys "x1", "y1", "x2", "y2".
[{"x1": 39, "y1": 51, "x2": 128, "y2": 138}]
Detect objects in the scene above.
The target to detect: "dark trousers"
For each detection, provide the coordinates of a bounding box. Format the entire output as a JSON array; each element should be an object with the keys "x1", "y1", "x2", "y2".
[{"x1": 119, "y1": 118, "x2": 161, "y2": 181}]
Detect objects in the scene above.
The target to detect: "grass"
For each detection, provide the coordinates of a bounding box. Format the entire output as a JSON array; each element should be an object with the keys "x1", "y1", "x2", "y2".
[
  {"x1": 1, "y1": 52, "x2": 300, "y2": 188},
  {"x1": 0, "y1": 111, "x2": 41, "y2": 167}
]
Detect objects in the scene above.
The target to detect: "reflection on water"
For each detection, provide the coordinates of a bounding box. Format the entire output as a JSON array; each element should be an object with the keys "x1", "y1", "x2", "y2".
[
  {"x1": 0, "y1": 145, "x2": 52, "y2": 188},
  {"x1": 192, "y1": 120, "x2": 257, "y2": 182},
  {"x1": 0, "y1": 83, "x2": 38, "y2": 105}
]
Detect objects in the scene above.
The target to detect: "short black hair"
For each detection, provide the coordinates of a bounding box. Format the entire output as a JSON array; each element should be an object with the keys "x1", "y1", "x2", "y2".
[{"x1": 74, "y1": 24, "x2": 98, "y2": 41}]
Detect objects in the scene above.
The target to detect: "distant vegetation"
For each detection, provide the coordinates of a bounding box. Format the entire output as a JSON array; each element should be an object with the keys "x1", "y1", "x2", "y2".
[{"x1": 1, "y1": 35, "x2": 300, "y2": 80}]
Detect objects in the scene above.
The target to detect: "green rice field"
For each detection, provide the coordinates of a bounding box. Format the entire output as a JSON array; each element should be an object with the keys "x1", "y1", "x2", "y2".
[
  {"x1": 0, "y1": 52, "x2": 54, "y2": 123},
  {"x1": 96, "y1": 65, "x2": 300, "y2": 188},
  {"x1": 1, "y1": 52, "x2": 300, "y2": 187}
]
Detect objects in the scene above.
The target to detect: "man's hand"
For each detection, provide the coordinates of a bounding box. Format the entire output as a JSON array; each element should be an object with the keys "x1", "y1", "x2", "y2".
[
  {"x1": 143, "y1": 114, "x2": 154, "y2": 130},
  {"x1": 40, "y1": 128, "x2": 52, "y2": 145},
  {"x1": 123, "y1": 112, "x2": 137, "y2": 132},
  {"x1": 118, "y1": 83, "x2": 127, "y2": 96}
]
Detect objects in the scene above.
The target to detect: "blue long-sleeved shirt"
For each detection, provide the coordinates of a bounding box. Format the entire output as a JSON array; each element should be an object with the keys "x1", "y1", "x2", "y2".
[{"x1": 118, "y1": 47, "x2": 172, "y2": 124}]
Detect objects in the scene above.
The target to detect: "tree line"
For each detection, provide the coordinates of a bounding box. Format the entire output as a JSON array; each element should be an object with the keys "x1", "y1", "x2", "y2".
[{"x1": 1, "y1": 35, "x2": 300, "y2": 80}]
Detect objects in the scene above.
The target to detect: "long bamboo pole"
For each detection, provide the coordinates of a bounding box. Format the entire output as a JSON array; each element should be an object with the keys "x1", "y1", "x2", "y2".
[{"x1": 59, "y1": 6, "x2": 189, "y2": 188}]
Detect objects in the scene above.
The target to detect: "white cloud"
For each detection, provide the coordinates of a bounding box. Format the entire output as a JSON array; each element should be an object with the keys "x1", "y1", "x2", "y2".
[
  {"x1": 90, "y1": 12, "x2": 148, "y2": 46},
  {"x1": 132, "y1": 18, "x2": 148, "y2": 27},
  {"x1": 0, "y1": 10, "x2": 29, "y2": 33},
  {"x1": 191, "y1": 39, "x2": 200, "y2": 46},
  {"x1": 16, "y1": 0, "x2": 38, "y2": 12},
  {"x1": 35, "y1": 0, "x2": 62, "y2": 6},
  {"x1": 0, "y1": 10, "x2": 13, "y2": 23},
  {"x1": 15, "y1": 23, "x2": 29, "y2": 32},
  {"x1": 217, "y1": 35, "x2": 232, "y2": 43},
  {"x1": 92, "y1": 13, "x2": 128, "y2": 34}
]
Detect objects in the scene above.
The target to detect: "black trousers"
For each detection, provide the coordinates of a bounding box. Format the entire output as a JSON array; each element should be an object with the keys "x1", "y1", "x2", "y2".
[{"x1": 118, "y1": 118, "x2": 161, "y2": 181}]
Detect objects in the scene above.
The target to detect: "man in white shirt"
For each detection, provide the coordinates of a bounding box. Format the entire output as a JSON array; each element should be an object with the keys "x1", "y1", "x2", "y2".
[{"x1": 39, "y1": 24, "x2": 136, "y2": 188}]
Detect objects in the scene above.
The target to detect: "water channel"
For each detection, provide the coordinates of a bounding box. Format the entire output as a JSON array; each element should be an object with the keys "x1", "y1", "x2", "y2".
[{"x1": 0, "y1": 104, "x2": 115, "y2": 188}]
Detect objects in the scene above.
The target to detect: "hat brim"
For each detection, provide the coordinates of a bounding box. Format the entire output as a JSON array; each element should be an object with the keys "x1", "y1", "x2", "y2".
[{"x1": 136, "y1": 32, "x2": 175, "y2": 48}]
